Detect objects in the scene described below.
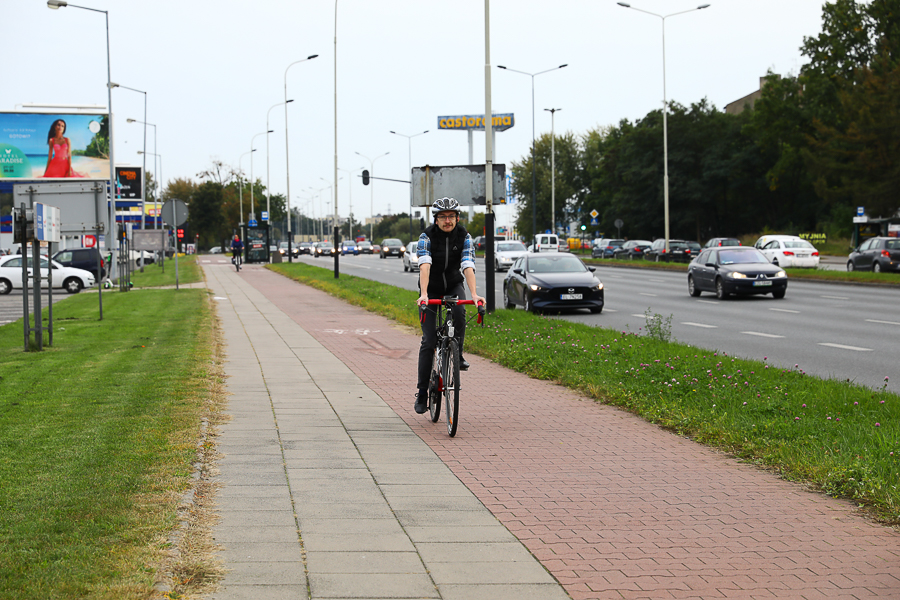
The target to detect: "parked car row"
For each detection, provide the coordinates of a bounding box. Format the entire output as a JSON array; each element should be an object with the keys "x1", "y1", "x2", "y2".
[{"x1": 0, "y1": 255, "x2": 96, "y2": 295}]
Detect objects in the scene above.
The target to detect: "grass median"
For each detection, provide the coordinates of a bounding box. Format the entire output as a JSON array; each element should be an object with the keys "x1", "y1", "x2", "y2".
[
  {"x1": 270, "y1": 261, "x2": 900, "y2": 523},
  {"x1": 0, "y1": 272, "x2": 219, "y2": 599}
]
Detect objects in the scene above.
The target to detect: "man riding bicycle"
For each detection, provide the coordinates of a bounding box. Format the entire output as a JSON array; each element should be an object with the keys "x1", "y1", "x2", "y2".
[
  {"x1": 415, "y1": 197, "x2": 485, "y2": 414},
  {"x1": 231, "y1": 234, "x2": 243, "y2": 265}
]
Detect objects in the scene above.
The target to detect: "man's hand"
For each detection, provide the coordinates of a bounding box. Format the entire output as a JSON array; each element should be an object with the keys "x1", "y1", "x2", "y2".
[
  {"x1": 417, "y1": 293, "x2": 429, "y2": 306},
  {"x1": 471, "y1": 293, "x2": 486, "y2": 307}
]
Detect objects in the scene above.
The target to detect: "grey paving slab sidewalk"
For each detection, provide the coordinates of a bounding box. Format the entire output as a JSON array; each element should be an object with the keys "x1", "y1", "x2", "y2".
[{"x1": 203, "y1": 263, "x2": 568, "y2": 600}]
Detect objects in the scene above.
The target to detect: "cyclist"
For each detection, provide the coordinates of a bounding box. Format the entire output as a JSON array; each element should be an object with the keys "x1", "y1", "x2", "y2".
[
  {"x1": 415, "y1": 197, "x2": 484, "y2": 414},
  {"x1": 230, "y1": 234, "x2": 243, "y2": 266}
]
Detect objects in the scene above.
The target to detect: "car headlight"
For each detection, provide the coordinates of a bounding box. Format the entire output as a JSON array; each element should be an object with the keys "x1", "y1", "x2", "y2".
[
  {"x1": 591, "y1": 281, "x2": 604, "y2": 290},
  {"x1": 729, "y1": 272, "x2": 748, "y2": 279},
  {"x1": 773, "y1": 270, "x2": 786, "y2": 278},
  {"x1": 529, "y1": 284, "x2": 545, "y2": 292}
]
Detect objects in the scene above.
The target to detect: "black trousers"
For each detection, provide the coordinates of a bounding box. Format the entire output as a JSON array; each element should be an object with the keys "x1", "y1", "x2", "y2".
[{"x1": 417, "y1": 281, "x2": 467, "y2": 392}]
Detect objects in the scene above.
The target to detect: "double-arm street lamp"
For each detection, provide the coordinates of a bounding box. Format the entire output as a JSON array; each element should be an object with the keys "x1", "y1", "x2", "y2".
[
  {"x1": 283, "y1": 54, "x2": 318, "y2": 262},
  {"x1": 112, "y1": 85, "x2": 147, "y2": 232},
  {"x1": 238, "y1": 150, "x2": 256, "y2": 227},
  {"x1": 617, "y1": 2, "x2": 710, "y2": 251},
  {"x1": 389, "y1": 130, "x2": 427, "y2": 236},
  {"x1": 497, "y1": 63, "x2": 567, "y2": 239},
  {"x1": 355, "y1": 150, "x2": 389, "y2": 241},
  {"x1": 126, "y1": 118, "x2": 157, "y2": 229},
  {"x1": 267, "y1": 101, "x2": 293, "y2": 249},
  {"x1": 543, "y1": 108, "x2": 561, "y2": 233},
  {"x1": 250, "y1": 130, "x2": 272, "y2": 224}
]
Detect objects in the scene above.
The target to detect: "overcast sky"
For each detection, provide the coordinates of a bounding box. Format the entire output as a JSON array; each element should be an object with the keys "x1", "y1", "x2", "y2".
[{"x1": 3, "y1": 0, "x2": 828, "y2": 229}]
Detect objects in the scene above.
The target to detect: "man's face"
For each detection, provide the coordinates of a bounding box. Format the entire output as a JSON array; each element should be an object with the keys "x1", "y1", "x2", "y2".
[{"x1": 435, "y1": 211, "x2": 458, "y2": 233}]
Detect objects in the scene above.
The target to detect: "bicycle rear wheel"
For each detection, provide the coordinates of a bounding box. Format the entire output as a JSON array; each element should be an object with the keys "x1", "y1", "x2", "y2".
[
  {"x1": 429, "y1": 350, "x2": 441, "y2": 423},
  {"x1": 444, "y1": 339, "x2": 460, "y2": 436}
]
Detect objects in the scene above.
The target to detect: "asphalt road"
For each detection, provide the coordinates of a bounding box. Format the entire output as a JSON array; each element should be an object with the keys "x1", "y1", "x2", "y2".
[{"x1": 274, "y1": 252, "x2": 898, "y2": 393}]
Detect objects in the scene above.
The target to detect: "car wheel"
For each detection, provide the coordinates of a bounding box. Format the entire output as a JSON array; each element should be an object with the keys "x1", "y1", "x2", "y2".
[
  {"x1": 688, "y1": 275, "x2": 702, "y2": 297},
  {"x1": 589, "y1": 306, "x2": 603, "y2": 314},
  {"x1": 874, "y1": 262, "x2": 883, "y2": 273},
  {"x1": 772, "y1": 289, "x2": 786, "y2": 299},
  {"x1": 503, "y1": 285, "x2": 515, "y2": 309},
  {"x1": 715, "y1": 277, "x2": 729, "y2": 300},
  {"x1": 524, "y1": 295, "x2": 538, "y2": 314},
  {"x1": 64, "y1": 277, "x2": 83, "y2": 294},
  {"x1": 0, "y1": 279, "x2": 11, "y2": 295},
  {"x1": 847, "y1": 261, "x2": 855, "y2": 272},
  {"x1": 403, "y1": 263, "x2": 409, "y2": 272}
]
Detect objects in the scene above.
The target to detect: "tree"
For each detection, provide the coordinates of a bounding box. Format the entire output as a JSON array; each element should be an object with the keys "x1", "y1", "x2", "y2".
[
  {"x1": 190, "y1": 181, "x2": 226, "y2": 249},
  {"x1": 163, "y1": 177, "x2": 197, "y2": 203}
]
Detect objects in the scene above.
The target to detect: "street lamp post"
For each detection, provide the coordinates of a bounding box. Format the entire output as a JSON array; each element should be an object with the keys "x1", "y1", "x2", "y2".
[
  {"x1": 497, "y1": 63, "x2": 567, "y2": 238},
  {"x1": 112, "y1": 86, "x2": 146, "y2": 235},
  {"x1": 338, "y1": 167, "x2": 364, "y2": 242},
  {"x1": 355, "y1": 150, "x2": 389, "y2": 242},
  {"x1": 389, "y1": 130, "x2": 427, "y2": 237},
  {"x1": 48, "y1": 0, "x2": 119, "y2": 280},
  {"x1": 238, "y1": 150, "x2": 256, "y2": 227},
  {"x1": 617, "y1": 2, "x2": 710, "y2": 252},
  {"x1": 249, "y1": 130, "x2": 271, "y2": 224},
  {"x1": 267, "y1": 101, "x2": 292, "y2": 256},
  {"x1": 284, "y1": 54, "x2": 319, "y2": 262},
  {"x1": 543, "y1": 108, "x2": 561, "y2": 235},
  {"x1": 126, "y1": 118, "x2": 157, "y2": 229}
]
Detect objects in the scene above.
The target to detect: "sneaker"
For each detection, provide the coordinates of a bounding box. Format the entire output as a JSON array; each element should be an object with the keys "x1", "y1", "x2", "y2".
[
  {"x1": 460, "y1": 358, "x2": 470, "y2": 371},
  {"x1": 414, "y1": 390, "x2": 428, "y2": 414}
]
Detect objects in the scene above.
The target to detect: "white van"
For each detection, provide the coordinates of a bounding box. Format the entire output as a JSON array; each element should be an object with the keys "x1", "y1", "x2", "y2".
[{"x1": 532, "y1": 234, "x2": 559, "y2": 252}]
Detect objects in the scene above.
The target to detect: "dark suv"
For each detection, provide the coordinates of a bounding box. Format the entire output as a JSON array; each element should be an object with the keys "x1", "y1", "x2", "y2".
[
  {"x1": 379, "y1": 238, "x2": 404, "y2": 259},
  {"x1": 52, "y1": 247, "x2": 106, "y2": 280}
]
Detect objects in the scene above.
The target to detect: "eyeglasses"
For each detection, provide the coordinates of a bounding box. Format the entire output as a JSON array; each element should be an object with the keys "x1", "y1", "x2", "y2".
[{"x1": 435, "y1": 214, "x2": 457, "y2": 222}]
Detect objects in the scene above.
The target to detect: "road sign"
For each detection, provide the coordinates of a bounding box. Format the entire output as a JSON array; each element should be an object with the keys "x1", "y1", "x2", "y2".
[
  {"x1": 590, "y1": 218, "x2": 598, "y2": 225},
  {"x1": 83, "y1": 234, "x2": 97, "y2": 248},
  {"x1": 857, "y1": 206, "x2": 865, "y2": 216},
  {"x1": 249, "y1": 219, "x2": 258, "y2": 227},
  {"x1": 590, "y1": 209, "x2": 599, "y2": 219},
  {"x1": 614, "y1": 218, "x2": 624, "y2": 229},
  {"x1": 161, "y1": 199, "x2": 189, "y2": 227},
  {"x1": 261, "y1": 211, "x2": 269, "y2": 221}
]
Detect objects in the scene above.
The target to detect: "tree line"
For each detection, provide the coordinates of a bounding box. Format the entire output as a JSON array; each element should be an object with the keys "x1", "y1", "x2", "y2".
[{"x1": 509, "y1": 0, "x2": 899, "y2": 242}]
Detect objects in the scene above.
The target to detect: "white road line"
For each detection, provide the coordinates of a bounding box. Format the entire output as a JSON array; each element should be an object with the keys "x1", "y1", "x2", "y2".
[
  {"x1": 821, "y1": 295, "x2": 849, "y2": 300},
  {"x1": 646, "y1": 278, "x2": 666, "y2": 282},
  {"x1": 682, "y1": 322, "x2": 718, "y2": 328},
  {"x1": 603, "y1": 308, "x2": 618, "y2": 312},
  {"x1": 741, "y1": 331, "x2": 785, "y2": 338},
  {"x1": 631, "y1": 314, "x2": 646, "y2": 318},
  {"x1": 819, "y1": 342, "x2": 873, "y2": 352},
  {"x1": 639, "y1": 293, "x2": 657, "y2": 297},
  {"x1": 698, "y1": 300, "x2": 719, "y2": 305},
  {"x1": 866, "y1": 319, "x2": 900, "y2": 326},
  {"x1": 769, "y1": 308, "x2": 800, "y2": 313}
]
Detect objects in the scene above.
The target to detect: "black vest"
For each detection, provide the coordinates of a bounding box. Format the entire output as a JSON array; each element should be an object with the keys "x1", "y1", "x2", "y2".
[{"x1": 423, "y1": 223, "x2": 468, "y2": 298}]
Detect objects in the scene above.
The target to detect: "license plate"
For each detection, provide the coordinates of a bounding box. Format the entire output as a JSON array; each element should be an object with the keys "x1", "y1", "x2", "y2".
[
  {"x1": 561, "y1": 293, "x2": 582, "y2": 300},
  {"x1": 752, "y1": 280, "x2": 773, "y2": 287},
  {"x1": 797, "y1": 253, "x2": 808, "y2": 258}
]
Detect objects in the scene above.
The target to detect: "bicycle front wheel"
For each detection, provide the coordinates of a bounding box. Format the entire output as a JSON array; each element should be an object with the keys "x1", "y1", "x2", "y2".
[
  {"x1": 429, "y1": 350, "x2": 441, "y2": 423},
  {"x1": 444, "y1": 339, "x2": 460, "y2": 436}
]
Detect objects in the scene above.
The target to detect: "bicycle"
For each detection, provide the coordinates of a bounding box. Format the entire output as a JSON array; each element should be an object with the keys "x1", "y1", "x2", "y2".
[
  {"x1": 232, "y1": 251, "x2": 242, "y2": 272},
  {"x1": 419, "y1": 296, "x2": 485, "y2": 437}
]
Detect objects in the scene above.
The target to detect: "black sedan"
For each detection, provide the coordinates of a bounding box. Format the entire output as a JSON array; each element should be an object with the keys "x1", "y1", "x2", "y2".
[
  {"x1": 847, "y1": 237, "x2": 900, "y2": 273},
  {"x1": 612, "y1": 239, "x2": 651, "y2": 260},
  {"x1": 503, "y1": 252, "x2": 604, "y2": 314},
  {"x1": 688, "y1": 247, "x2": 787, "y2": 299}
]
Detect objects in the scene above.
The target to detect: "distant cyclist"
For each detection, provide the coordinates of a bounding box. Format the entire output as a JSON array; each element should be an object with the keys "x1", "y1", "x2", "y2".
[
  {"x1": 231, "y1": 234, "x2": 243, "y2": 266},
  {"x1": 415, "y1": 197, "x2": 484, "y2": 414}
]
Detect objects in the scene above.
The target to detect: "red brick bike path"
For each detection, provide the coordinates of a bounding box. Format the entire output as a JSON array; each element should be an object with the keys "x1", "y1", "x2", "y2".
[{"x1": 241, "y1": 266, "x2": 900, "y2": 599}]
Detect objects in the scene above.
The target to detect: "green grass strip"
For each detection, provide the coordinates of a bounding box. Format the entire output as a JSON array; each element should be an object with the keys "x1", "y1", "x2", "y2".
[
  {"x1": 129, "y1": 254, "x2": 204, "y2": 289},
  {"x1": 0, "y1": 287, "x2": 215, "y2": 599},
  {"x1": 270, "y1": 261, "x2": 900, "y2": 522}
]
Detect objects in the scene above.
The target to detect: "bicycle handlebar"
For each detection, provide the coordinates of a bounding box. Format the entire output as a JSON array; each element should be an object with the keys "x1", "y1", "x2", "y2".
[{"x1": 419, "y1": 298, "x2": 485, "y2": 324}]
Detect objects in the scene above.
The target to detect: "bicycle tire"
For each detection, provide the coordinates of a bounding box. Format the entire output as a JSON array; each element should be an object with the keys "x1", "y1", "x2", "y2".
[
  {"x1": 444, "y1": 339, "x2": 460, "y2": 437},
  {"x1": 429, "y1": 350, "x2": 441, "y2": 423}
]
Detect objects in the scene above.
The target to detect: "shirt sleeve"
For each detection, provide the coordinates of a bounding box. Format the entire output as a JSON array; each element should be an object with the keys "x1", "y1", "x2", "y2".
[
  {"x1": 416, "y1": 233, "x2": 432, "y2": 266},
  {"x1": 461, "y1": 234, "x2": 476, "y2": 272}
]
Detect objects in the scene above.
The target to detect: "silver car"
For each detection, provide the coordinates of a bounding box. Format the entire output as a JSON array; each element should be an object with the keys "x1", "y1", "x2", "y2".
[
  {"x1": 493, "y1": 240, "x2": 528, "y2": 272},
  {"x1": 403, "y1": 241, "x2": 420, "y2": 272}
]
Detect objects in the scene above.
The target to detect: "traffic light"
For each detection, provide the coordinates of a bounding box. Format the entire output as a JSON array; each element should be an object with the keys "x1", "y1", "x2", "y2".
[
  {"x1": 362, "y1": 169, "x2": 370, "y2": 185},
  {"x1": 177, "y1": 228, "x2": 184, "y2": 239}
]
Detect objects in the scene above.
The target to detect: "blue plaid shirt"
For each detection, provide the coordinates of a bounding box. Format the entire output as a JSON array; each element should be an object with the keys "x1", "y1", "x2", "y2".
[{"x1": 417, "y1": 231, "x2": 476, "y2": 272}]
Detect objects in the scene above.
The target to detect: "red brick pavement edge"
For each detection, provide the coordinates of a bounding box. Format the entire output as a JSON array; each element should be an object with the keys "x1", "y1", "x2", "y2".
[{"x1": 239, "y1": 266, "x2": 900, "y2": 600}]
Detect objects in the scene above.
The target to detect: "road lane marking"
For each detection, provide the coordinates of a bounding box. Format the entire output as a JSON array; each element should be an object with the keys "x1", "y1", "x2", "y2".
[
  {"x1": 866, "y1": 319, "x2": 900, "y2": 326},
  {"x1": 818, "y1": 343, "x2": 873, "y2": 352},
  {"x1": 631, "y1": 314, "x2": 646, "y2": 318},
  {"x1": 741, "y1": 331, "x2": 785, "y2": 338},
  {"x1": 769, "y1": 308, "x2": 800, "y2": 313},
  {"x1": 698, "y1": 300, "x2": 719, "y2": 305},
  {"x1": 604, "y1": 308, "x2": 618, "y2": 312},
  {"x1": 647, "y1": 278, "x2": 666, "y2": 282},
  {"x1": 682, "y1": 322, "x2": 717, "y2": 328},
  {"x1": 821, "y1": 295, "x2": 849, "y2": 300},
  {"x1": 639, "y1": 293, "x2": 657, "y2": 297}
]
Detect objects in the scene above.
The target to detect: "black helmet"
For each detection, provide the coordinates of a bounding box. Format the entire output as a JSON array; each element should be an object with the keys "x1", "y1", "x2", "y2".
[{"x1": 432, "y1": 197, "x2": 461, "y2": 216}]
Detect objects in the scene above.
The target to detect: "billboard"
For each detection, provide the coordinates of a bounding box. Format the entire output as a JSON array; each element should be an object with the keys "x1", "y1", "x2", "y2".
[
  {"x1": 116, "y1": 166, "x2": 142, "y2": 199},
  {"x1": 437, "y1": 113, "x2": 515, "y2": 131},
  {"x1": 0, "y1": 111, "x2": 110, "y2": 180}
]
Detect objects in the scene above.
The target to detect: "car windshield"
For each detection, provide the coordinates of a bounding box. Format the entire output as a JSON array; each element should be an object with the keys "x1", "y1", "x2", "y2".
[
  {"x1": 498, "y1": 242, "x2": 526, "y2": 252},
  {"x1": 384, "y1": 239, "x2": 401, "y2": 246},
  {"x1": 358, "y1": 242, "x2": 371, "y2": 247},
  {"x1": 607, "y1": 240, "x2": 624, "y2": 246},
  {"x1": 527, "y1": 254, "x2": 587, "y2": 274},
  {"x1": 783, "y1": 240, "x2": 815, "y2": 249},
  {"x1": 718, "y1": 249, "x2": 768, "y2": 264}
]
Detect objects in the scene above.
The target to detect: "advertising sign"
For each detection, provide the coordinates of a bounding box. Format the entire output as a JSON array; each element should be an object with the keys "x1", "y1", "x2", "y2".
[
  {"x1": 0, "y1": 111, "x2": 110, "y2": 180},
  {"x1": 115, "y1": 166, "x2": 142, "y2": 199},
  {"x1": 437, "y1": 113, "x2": 515, "y2": 132},
  {"x1": 35, "y1": 202, "x2": 61, "y2": 242}
]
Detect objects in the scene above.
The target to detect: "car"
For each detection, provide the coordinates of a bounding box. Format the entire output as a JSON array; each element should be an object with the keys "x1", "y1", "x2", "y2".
[
  {"x1": 644, "y1": 239, "x2": 701, "y2": 263},
  {"x1": 612, "y1": 240, "x2": 651, "y2": 260},
  {"x1": 313, "y1": 242, "x2": 336, "y2": 257},
  {"x1": 371, "y1": 243, "x2": 381, "y2": 254},
  {"x1": 687, "y1": 246, "x2": 787, "y2": 299},
  {"x1": 703, "y1": 237, "x2": 742, "y2": 248},
  {"x1": 51, "y1": 247, "x2": 107, "y2": 280},
  {"x1": 754, "y1": 235, "x2": 820, "y2": 268},
  {"x1": 847, "y1": 237, "x2": 900, "y2": 272},
  {"x1": 402, "y1": 241, "x2": 420, "y2": 272},
  {"x1": 0, "y1": 254, "x2": 96, "y2": 295},
  {"x1": 473, "y1": 235, "x2": 505, "y2": 251},
  {"x1": 278, "y1": 242, "x2": 291, "y2": 256},
  {"x1": 340, "y1": 241, "x2": 359, "y2": 256},
  {"x1": 357, "y1": 241, "x2": 374, "y2": 254},
  {"x1": 591, "y1": 238, "x2": 624, "y2": 259},
  {"x1": 502, "y1": 252, "x2": 604, "y2": 314},
  {"x1": 129, "y1": 250, "x2": 156, "y2": 265},
  {"x1": 209, "y1": 246, "x2": 225, "y2": 254},
  {"x1": 379, "y1": 238, "x2": 404, "y2": 259},
  {"x1": 532, "y1": 234, "x2": 560, "y2": 253},
  {"x1": 297, "y1": 242, "x2": 313, "y2": 255},
  {"x1": 493, "y1": 240, "x2": 528, "y2": 272}
]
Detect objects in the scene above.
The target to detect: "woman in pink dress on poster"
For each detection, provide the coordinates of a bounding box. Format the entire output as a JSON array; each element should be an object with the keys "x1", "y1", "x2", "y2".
[{"x1": 42, "y1": 119, "x2": 84, "y2": 178}]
